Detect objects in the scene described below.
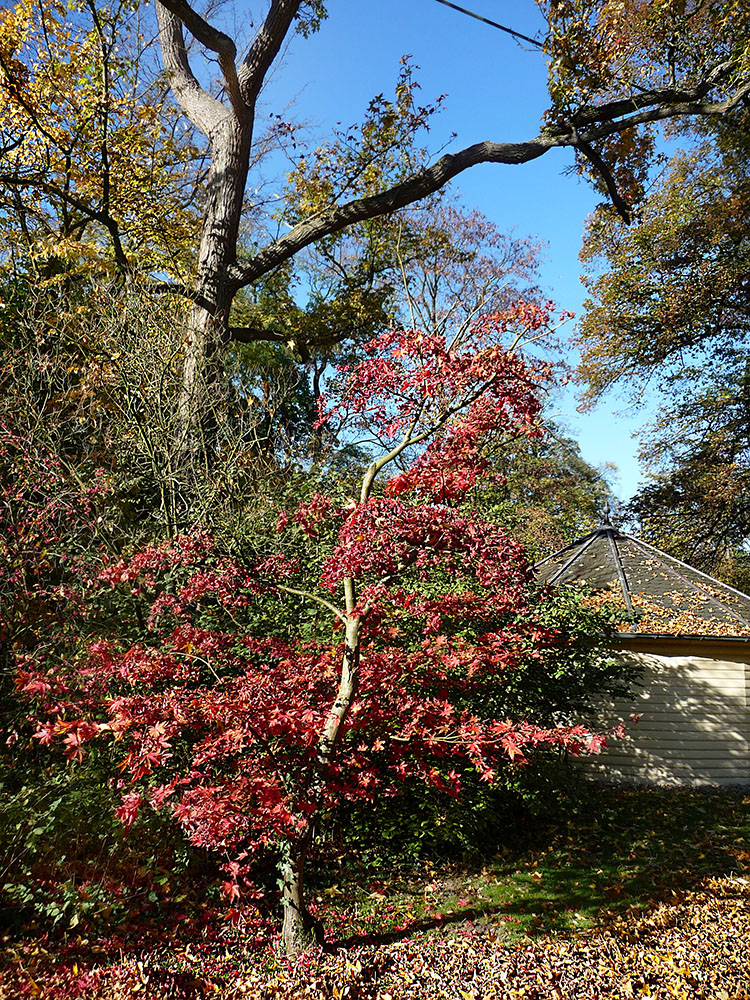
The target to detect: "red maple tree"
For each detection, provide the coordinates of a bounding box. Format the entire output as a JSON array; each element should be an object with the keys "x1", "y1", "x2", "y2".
[{"x1": 13, "y1": 305, "x2": 613, "y2": 953}]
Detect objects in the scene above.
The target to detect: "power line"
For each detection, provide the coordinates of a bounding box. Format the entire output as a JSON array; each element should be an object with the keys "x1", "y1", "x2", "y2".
[{"x1": 431, "y1": 0, "x2": 544, "y2": 48}]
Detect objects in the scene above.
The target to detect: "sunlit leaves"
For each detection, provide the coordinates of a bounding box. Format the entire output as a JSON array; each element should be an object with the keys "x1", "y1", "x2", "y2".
[
  {"x1": 0, "y1": 0, "x2": 203, "y2": 281},
  {"x1": 284, "y1": 58, "x2": 443, "y2": 223}
]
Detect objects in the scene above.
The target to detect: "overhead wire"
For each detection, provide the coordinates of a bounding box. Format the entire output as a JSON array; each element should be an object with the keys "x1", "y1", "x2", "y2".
[{"x1": 430, "y1": 0, "x2": 544, "y2": 48}]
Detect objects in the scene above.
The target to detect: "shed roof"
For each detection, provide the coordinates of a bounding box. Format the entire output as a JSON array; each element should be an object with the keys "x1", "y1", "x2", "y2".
[{"x1": 534, "y1": 517, "x2": 750, "y2": 638}]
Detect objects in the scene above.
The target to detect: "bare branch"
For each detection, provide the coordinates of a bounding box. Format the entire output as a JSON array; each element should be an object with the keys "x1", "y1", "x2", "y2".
[
  {"x1": 359, "y1": 374, "x2": 502, "y2": 503},
  {"x1": 146, "y1": 280, "x2": 213, "y2": 309},
  {"x1": 563, "y1": 77, "x2": 721, "y2": 131},
  {"x1": 0, "y1": 131, "x2": 23, "y2": 157},
  {"x1": 157, "y1": 0, "x2": 236, "y2": 57},
  {"x1": 227, "y1": 324, "x2": 352, "y2": 358},
  {"x1": 0, "y1": 173, "x2": 98, "y2": 222},
  {"x1": 276, "y1": 583, "x2": 348, "y2": 624},
  {"x1": 238, "y1": 0, "x2": 303, "y2": 106},
  {"x1": 228, "y1": 73, "x2": 750, "y2": 289},
  {"x1": 230, "y1": 139, "x2": 549, "y2": 287},
  {"x1": 575, "y1": 140, "x2": 632, "y2": 223},
  {"x1": 228, "y1": 324, "x2": 290, "y2": 344},
  {"x1": 580, "y1": 83, "x2": 750, "y2": 142}
]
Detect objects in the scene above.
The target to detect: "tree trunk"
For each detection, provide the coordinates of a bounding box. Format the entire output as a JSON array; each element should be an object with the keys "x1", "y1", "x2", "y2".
[
  {"x1": 175, "y1": 117, "x2": 251, "y2": 461},
  {"x1": 280, "y1": 837, "x2": 322, "y2": 953},
  {"x1": 280, "y1": 613, "x2": 362, "y2": 955}
]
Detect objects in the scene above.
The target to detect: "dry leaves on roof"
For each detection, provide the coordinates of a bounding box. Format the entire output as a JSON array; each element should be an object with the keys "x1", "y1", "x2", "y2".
[{"x1": 581, "y1": 588, "x2": 750, "y2": 638}]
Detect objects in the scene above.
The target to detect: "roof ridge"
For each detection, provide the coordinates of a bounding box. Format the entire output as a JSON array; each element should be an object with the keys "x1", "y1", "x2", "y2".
[
  {"x1": 534, "y1": 526, "x2": 600, "y2": 568},
  {"x1": 547, "y1": 531, "x2": 600, "y2": 585},
  {"x1": 606, "y1": 528, "x2": 634, "y2": 618},
  {"x1": 535, "y1": 522, "x2": 625, "y2": 569}
]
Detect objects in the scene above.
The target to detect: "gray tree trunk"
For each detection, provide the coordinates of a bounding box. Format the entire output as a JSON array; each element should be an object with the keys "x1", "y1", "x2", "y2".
[{"x1": 175, "y1": 119, "x2": 251, "y2": 458}]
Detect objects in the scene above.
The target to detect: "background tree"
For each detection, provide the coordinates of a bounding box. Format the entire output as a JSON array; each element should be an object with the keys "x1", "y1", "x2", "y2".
[
  {"x1": 625, "y1": 350, "x2": 750, "y2": 590},
  {"x1": 575, "y1": 104, "x2": 750, "y2": 584},
  {"x1": 0, "y1": 0, "x2": 204, "y2": 283},
  {"x1": 481, "y1": 424, "x2": 616, "y2": 560},
  {"x1": 576, "y1": 113, "x2": 750, "y2": 404},
  {"x1": 217, "y1": 192, "x2": 548, "y2": 476},
  {"x1": 5, "y1": 0, "x2": 747, "y2": 456}
]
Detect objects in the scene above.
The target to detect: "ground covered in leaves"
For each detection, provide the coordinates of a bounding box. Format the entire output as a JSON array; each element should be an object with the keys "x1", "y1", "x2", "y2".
[{"x1": 2, "y1": 788, "x2": 749, "y2": 999}]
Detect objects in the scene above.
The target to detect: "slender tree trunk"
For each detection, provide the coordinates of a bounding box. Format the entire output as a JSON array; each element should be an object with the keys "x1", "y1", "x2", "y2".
[
  {"x1": 310, "y1": 360, "x2": 325, "y2": 467},
  {"x1": 281, "y1": 613, "x2": 361, "y2": 955},
  {"x1": 280, "y1": 831, "x2": 320, "y2": 952}
]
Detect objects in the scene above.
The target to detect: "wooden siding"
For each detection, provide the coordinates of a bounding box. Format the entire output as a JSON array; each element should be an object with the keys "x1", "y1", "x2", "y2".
[{"x1": 580, "y1": 639, "x2": 750, "y2": 787}]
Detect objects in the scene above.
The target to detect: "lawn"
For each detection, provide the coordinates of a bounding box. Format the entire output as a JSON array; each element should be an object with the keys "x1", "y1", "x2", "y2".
[{"x1": 2, "y1": 786, "x2": 749, "y2": 999}]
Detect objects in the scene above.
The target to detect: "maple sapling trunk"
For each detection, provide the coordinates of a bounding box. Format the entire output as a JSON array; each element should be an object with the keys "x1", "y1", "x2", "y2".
[
  {"x1": 280, "y1": 844, "x2": 321, "y2": 953},
  {"x1": 281, "y1": 600, "x2": 362, "y2": 954}
]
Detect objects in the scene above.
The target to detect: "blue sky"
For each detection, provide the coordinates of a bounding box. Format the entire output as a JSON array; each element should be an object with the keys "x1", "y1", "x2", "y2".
[{"x1": 259, "y1": 0, "x2": 651, "y2": 501}]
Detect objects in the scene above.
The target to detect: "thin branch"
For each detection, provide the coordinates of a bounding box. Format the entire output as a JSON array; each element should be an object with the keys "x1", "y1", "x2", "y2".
[
  {"x1": 0, "y1": 49, "x2": 75, "y2": 157},
  {"x1": 575, "y1": 140, "x2": 632, "y2": 223},
  {"x1": 274, "y1": 584, "x2": 348, "y2": 624},
  {"x1": 86, "y1": 4, "x2": 132, "y2": 274},
  {"x1": 359, "y1": 373, "x2": 501, "y2": 503},
  {"x1": 0, "y1": 132, "x2": 23, "y2": 157},
  {"x1": 0, "y1": 173, "x2": 98, "y2": 222},
  {"x1": 0, "y1": 170, "x2": 130, "y2": 272}
]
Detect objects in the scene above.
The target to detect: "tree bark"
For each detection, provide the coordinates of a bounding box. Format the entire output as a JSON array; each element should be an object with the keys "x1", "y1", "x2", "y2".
[
  {"x1": 174, "y1": 116, "x2": 252, "y2": 459},
  {"x1": 281, "y1": 613, "x2": 362, "y2": 955},
  {"x1": 280, "y1": 844, "x2": 321, "y2": 953}
]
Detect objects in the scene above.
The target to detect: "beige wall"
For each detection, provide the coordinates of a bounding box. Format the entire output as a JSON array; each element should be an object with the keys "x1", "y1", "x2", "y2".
[{"x1": 580, "y1": 638, "x2": 750, "y2": 787}]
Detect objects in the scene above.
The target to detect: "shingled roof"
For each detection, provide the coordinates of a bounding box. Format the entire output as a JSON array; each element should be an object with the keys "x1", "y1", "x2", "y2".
[{"x1": 535, "y1": 516, "x2": 750, "y2": 638}]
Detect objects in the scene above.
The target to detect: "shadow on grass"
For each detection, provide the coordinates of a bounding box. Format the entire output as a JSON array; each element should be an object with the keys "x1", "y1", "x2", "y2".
[
  {"x1": 324, "y1": 903, "x2": 503, "y2": 951},
  {"x1": 323, "y1": 786, "x2": 750, "y2": 951}
]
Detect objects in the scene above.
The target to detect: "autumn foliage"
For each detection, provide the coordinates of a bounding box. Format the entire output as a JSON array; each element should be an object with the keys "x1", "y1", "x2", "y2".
[{"x1": 2, "y1": 306, "x2": 621, "y2": 953}]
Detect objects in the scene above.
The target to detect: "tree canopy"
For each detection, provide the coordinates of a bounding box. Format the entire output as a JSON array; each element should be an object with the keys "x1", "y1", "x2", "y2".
[
  {"x1": 4, "y1": 0, "x2": 749, "y2": 451},
  {"x1": 577, "y1": 112, "x2": 750, "y2": 404},
  {"x1": 575, "y1": 99, "x2": 750, "y2": 583}
]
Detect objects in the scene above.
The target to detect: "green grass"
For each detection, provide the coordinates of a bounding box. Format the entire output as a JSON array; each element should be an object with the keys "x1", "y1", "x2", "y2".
[{"x1": 309, "y1": 786, "x2": 750, "y2": 946}]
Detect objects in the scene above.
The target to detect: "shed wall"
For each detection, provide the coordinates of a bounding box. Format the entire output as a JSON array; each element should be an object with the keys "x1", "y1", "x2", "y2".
[{"x1": 580, "y1": 642, "x2": 750, "y2": 787}]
